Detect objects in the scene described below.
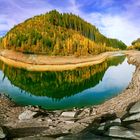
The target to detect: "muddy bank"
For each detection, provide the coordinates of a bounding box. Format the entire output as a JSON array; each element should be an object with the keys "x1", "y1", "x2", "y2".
[
  {"x1": 0, "y1": 51, "x2": 140, "y2": 139},
  {"x1": 0, "y1": 49, "x2": 122, "y2": 71}
]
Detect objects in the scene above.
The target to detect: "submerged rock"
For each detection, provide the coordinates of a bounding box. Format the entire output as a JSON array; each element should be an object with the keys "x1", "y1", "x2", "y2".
[
  {"x1": 129, "y1": 101, "x2": 140, "y2": 114},
  {"x1": 18, "y1": 110, "x2": 37, "y2": 121}
]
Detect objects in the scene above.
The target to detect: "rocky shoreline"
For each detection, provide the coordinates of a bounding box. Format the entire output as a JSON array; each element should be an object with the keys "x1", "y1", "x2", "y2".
[{"x1": 0, "y1": 51, "x2": 140, "y2": 140}]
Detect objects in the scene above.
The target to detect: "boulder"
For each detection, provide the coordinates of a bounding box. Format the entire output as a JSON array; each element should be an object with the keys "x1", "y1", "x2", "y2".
[
  {"x1": 92, "y1": 118, "x2": 121, "y2": 135},
  {"x1": 123, "y1": 112, "x2": 140, "y2": 122},
  {"x1": 108, "y1": 118, "x2": 121, "y2": 125},
  {"x1": 0, "y1": 127, "x2": 7, "y2": 139},
  {"x1": 129, "y1": 101, "x2": 140, "y2": 114},
  {"x1": 105, "y1": 126, "x2": 139, "y2": 140},
  {"x1": 128, "y1": 122, "x2": 140, "y2": 131},
  {"x1": 61, "y1": 112, "x2": 76, "y2": 118},
  {"x1": 18, "y1": 110, "x2": 37, "y2": 121}
]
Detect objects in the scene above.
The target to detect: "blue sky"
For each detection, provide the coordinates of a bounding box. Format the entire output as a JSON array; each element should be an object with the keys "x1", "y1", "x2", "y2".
[{"x1": 0, "y1": 0, "x2": 140, "y2": 45}]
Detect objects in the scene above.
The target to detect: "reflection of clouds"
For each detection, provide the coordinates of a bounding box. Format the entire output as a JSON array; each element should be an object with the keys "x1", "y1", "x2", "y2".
[{"x1": 88, "y1": 58, "x2": 135, "y2": 93}]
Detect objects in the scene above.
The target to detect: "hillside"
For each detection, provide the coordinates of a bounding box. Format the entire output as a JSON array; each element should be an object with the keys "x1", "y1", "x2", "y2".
[
  {"x1": 128, "y1": 38, "x2": 140, "y2": 50},
  {"x1": 132, "y1": 38, "x2": 140, "y2": 50},
  {"x1": 0, "y1": 10, "x2": 127, "y2": 56}
]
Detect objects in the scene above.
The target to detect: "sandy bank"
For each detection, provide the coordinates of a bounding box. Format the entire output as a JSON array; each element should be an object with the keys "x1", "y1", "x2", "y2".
[{"x1": 0, "y1": 49, "x2": 122, "y2": 71}]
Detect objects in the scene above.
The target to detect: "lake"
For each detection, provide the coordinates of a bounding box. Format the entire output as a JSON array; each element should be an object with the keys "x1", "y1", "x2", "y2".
[{"x1": 0, "y1": 55, "x2": 136, "y2": 110}]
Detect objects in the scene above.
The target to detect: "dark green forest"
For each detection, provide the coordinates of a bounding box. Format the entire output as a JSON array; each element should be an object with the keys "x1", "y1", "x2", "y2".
[{"x1": 0, "y1": 10, "x2": 127, "y2": 56}]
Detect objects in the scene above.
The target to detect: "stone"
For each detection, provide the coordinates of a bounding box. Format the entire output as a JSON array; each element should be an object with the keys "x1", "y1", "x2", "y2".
[
  {"x1": 104, "y1": 118, "x2": 121, "y2": 130},
  {"x1": 105, "y1": 126, "x2": 139, "y2": 140},
  {"x1": 128, "y1": 122, "x2": 140, "y2": 131},
  {"x1": 13, "y1": 136, "x2": 54, "y2": 140},
  {"x1": 97, "y1": 124, "x2": 105, "y2": 132},
  {"x1": 46, "y1": 118, "x2": 53, "y2": 124},
  {"x1": 123, "y1": 112, "x2": 140, "y2": 122},
  {"x1": 18, "y1": 110, "x2": 37, "y2": 120},
  {"x1": 92, "y1": 118, "x2": 121, "y2": 135},
  {"x1": 116, "y1": 111, "x2": 127, "y2": 118},
  {"x1": 108, "y1": 118, "x2": 121, "y2": 124},
  {"x1": 61, "y1": 112, "x2": 76, "y2": 118},
  {"x1": 53, "y1": 110, "x2": 62, "y2": 116},
  {"x1": 100, "y1": 118, "x2": 121, "y2": 129},
  {"x1": 38, "y1": 118, "x2": 45, "y2": 122},
  {"x1": 0, "y1": 127, "x2": 7, "y2": 139},
  {"x1": 129, "y1": 101, "x2": 140, "y2": 114},
  {"x1": 78, "y1": 109, "x2": 90, "y2": 118},
  {"x1": 64, "y1": 120, "x2": 75, "y2": 124}
]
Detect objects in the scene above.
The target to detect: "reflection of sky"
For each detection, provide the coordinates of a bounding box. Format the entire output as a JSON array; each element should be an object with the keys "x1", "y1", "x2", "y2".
[
  {"x1": 0, "y1": 58, "x2": 136, "y2": 110},
  {"x1": 91, "y1": 58, "x2": 135, "y2": 92}
]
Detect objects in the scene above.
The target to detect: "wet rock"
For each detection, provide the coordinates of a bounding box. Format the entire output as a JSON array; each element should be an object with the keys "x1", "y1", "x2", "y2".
[
  {"x1": 0, "y1": 126, "x2": 7, "y2": 139},
  {"x1": 61, "y1": 112, "x2": 76, "y2": 118},
  {"x1": 18, "y1": 110, "x2": 37, "y2": 120},
  {"x1": 105, "y1": 126, "x2": 139, "y2": 140},
  {"x1": 129, "y1": 101, "x2": 140, "y2": 114},
  {"x1": 123, "y1": 112, "x2": 140, "y2": 122}
]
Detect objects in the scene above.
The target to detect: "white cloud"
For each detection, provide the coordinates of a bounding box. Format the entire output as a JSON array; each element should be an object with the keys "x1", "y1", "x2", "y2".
[
  {"x1": 0, "y1": 0, "x2": 140, "y2": 45},
  {"x1": 81, "y1": 12, "x2": 140, "y2": 45},
  {"x1": 100, "y1": 15, "x2": 140, "y2": 45}
]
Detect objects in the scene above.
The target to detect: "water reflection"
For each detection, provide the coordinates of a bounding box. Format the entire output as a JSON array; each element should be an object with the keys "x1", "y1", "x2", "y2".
[{"x1": 0, "y1": 56, "x2": 135, "y2": 110}]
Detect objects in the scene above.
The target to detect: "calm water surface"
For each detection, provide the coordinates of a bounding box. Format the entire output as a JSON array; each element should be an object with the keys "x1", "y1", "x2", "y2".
[{"x1": 0, "y1": 55, "x2": 136, "y2": 110}]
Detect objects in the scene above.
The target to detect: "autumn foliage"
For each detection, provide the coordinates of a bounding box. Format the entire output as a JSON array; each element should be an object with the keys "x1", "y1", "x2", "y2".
[{"x1": 0, "y1": 10, "x2": 127, "y2": 56}]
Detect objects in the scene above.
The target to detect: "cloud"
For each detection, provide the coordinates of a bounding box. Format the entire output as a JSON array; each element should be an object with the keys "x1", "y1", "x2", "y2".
[
  {"x1": 81, "y1": 0, "x2": 140, "y2": 45},
  {"x1": 101, "y1": 15, "x2": 140, "y2": 45},
  {"x1": 0, "y1": 0, "x2": 140, "y2": 45},
  {"x1": 85, "y1": 13, "x2": 140, "y2": 45}
]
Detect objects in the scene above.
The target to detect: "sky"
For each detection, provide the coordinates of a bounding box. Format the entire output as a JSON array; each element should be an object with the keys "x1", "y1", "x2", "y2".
[{"x1": 0, "y1": 0, "x2": 140, "y2": 45}]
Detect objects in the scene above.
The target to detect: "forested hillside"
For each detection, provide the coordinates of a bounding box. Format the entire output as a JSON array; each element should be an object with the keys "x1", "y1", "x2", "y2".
[{"x1": 0, "y1": 10, "x2": 127, "y2": 56}]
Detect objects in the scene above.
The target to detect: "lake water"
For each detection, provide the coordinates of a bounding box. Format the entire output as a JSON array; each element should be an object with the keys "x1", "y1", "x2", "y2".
[{"x1": 0, "y1": 55, "x2": 136, "y2": 110}]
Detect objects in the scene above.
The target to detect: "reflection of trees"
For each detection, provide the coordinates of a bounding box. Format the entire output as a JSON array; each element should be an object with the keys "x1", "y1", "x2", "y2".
[{"x1": 0, "y1": 56, "x2": 125, "y2": 100}]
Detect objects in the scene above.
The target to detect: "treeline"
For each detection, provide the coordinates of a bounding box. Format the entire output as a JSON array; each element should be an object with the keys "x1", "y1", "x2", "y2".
[
  {"x1": 0, "y1": 10, "x2": 127, "y2": 56},
  {"x1": 128, "y1": 38, "x2": 140, "y2": 50}
]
